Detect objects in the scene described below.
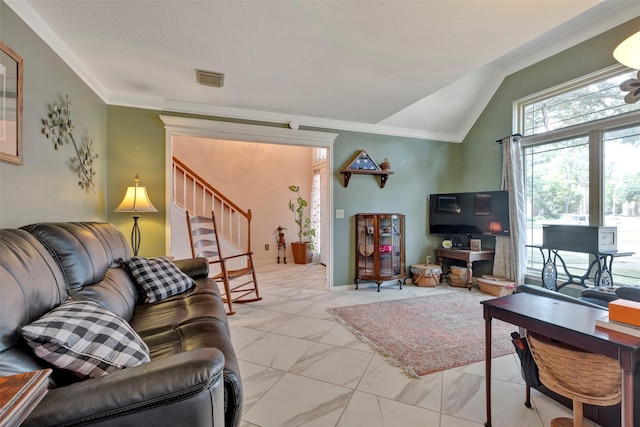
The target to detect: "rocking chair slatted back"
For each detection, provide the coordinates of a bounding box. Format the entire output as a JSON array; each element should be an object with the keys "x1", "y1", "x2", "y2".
[{"x1": 186, "y1": 210, "x2": 261, "y2": 315}]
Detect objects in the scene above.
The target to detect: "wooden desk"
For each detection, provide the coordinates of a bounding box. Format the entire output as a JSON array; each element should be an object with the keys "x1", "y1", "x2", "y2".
[
  {"x1": 482, "y1": 293, "x2": 640, "y2": 427},
  {"x1": 0, "y1": 369, "x2": 51, "y2": 427},
  {"x1": 436, "y1": 248, "x2": 495, "y2": 289}
]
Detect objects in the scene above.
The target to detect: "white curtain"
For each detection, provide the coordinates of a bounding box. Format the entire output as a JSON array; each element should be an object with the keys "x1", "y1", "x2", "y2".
[
  {"x1": 493, "y1": 135, "x2": 527, "y2": 284},
  {"x1": 310, "y1": 170, "x2": 321, "y2": 263}
]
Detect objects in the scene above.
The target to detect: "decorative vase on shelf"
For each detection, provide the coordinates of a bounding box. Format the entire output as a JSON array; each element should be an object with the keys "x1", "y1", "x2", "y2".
[{"x1": 380, "y1": 158, "x2": 390, "y2": 171}]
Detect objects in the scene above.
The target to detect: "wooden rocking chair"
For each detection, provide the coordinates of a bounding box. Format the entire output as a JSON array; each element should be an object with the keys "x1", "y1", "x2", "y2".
[{"x1": 186, "y1": 210, "x2": 261, "y2": 315}]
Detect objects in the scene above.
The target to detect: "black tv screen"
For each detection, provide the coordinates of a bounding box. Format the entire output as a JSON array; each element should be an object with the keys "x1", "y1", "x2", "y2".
[{"x1": 429, "y1": 191, "x2": 510, "y2": 236}]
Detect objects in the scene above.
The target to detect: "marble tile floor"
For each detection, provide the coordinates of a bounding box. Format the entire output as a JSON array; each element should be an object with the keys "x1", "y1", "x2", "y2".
[{"x1": 229, "y1": 262, "x2": 600, "y2": 427}]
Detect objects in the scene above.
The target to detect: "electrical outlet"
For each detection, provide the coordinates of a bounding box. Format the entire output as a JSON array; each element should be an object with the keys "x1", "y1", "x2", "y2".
[
  {"x1": 265, "y1": 244, "x2": 269, "y2": 250},
  {"x1": 426, "y1": 256, "x2": 432, "y2": 264}
]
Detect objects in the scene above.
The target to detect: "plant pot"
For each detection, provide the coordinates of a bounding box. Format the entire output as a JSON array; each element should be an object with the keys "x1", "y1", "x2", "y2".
[{"x1": 291, "y1": 242, "x2": 312, "y2": 264}]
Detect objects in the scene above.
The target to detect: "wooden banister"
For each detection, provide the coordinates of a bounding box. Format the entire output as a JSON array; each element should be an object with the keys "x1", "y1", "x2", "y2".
[
  {"x1": 173, "y1": 157, "x2": 250, "y2": 218},
  {"x1": 172, "y1": 156, "x2": 252, "y2": 253}
]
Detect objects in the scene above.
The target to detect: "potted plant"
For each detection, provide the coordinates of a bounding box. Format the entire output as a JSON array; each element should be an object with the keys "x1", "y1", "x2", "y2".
[{"x1": 288, "y1": 185, "x2": 316, "y2": 264}]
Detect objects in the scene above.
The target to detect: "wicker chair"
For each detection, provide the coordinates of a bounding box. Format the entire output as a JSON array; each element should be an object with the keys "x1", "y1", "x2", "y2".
[{"x1": 526, "y1": 333, "x2": 622, "y2": 427}]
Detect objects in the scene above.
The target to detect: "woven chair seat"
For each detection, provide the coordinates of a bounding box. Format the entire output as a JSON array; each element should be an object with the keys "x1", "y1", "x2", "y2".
[{"x1": 527, "y1": 333, "x2": 621, "y2": 407}]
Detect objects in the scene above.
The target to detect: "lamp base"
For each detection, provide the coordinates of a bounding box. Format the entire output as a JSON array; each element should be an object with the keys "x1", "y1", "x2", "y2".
[{"x1": 131, "y1": 215, "x2": 141, "y2": 256}]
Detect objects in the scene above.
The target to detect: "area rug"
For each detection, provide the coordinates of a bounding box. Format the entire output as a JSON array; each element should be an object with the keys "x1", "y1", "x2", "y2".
[{"x1": 328, "y1": 291, "x2": 515, "y2": 377}]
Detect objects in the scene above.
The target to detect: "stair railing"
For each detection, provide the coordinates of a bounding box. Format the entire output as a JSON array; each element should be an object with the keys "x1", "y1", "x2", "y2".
[{"x1": 172, "y1": 156, "x2": 252, "y2": 253}]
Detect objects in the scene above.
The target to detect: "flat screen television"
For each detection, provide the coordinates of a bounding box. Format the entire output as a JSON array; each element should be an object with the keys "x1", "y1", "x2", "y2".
[{"x1": 429, "y1": 191, "x2": 510, "y2": 236}]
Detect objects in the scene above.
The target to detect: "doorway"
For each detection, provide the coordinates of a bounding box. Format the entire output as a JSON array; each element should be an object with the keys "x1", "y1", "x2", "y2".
[{"x1": 160, "y1": 116, "x2": 337, "y2": 289}]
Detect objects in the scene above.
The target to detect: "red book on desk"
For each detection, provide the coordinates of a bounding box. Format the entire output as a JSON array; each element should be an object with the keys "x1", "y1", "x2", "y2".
[{"x1": 608, "y1": 299, "x2": 640, "y2": 327}]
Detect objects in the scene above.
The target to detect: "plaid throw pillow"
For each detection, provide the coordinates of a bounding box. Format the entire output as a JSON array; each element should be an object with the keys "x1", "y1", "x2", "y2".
[
  {"x1": 121, "y1": 256, "x2": 194, "y2": 303},
  {"x1": 21, "y1": 300, "x2": 150, "y2": 379}
]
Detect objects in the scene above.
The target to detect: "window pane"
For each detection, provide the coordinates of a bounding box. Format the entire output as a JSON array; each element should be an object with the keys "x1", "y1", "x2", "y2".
[
  {"x1": 314, "y1": 147, "x2": 327, "y2": 163},
  {"x1": 604, "y1": 126, "x2": 640, "y2": 285},
  {"x1": 525, "y1": 137, "x2": 590, "y2": 273},
  {"x1": 522, "y1": 70, "x2": 640, "y2": 136}
]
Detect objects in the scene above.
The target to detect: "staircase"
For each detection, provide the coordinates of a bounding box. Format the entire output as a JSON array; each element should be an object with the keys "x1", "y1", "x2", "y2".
[{"x1": 172, "y1": 157, "x2": 252, "y2": 259}]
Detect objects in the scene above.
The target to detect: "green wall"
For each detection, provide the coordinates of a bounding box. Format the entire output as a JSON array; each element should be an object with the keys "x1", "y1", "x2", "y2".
[
  {"x1": 461, "y1": 16, "x2": 640, "y2": 189},
  {"x1": 105, "y1": 106, "x2": 462, "y2": 285},
  {"x1": 106, "y1": 107, "x2": 167, "y2": 257},
  {"x1": 0, "y1": 3, "x2": 107, "y2": 228},
  {"x1": 4, "y1": 0, "x2": 638, "y2": 287},
  {"x1": 80, "y1": 15, "x2": 640, "y2": 286},
  {"x1": 331, "y1": 131, "x2": 460, "y2": 286}
]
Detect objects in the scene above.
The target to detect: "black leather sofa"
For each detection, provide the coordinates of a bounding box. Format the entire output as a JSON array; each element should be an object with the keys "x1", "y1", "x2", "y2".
[
  {"x1": 515, "y1": 283, "x2": 640, "y2": 427},
  {"x1": 0, "y1": 222, "x2": 242, "y2": 427}
]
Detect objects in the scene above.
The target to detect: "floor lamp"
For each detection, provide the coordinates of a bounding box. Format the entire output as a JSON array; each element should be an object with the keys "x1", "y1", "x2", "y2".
[{"x1": 115, "y1": 174, "x2": 158, "y2": 256}]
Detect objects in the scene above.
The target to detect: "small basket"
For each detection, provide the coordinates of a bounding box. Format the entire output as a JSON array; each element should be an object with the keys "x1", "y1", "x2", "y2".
[
  {"x1": 477, "y1": 276, "x2": 516, "y2": 297},
  {"x1": 450, "y1": 266, "x2": 467, "y2": 276},
  {"x1": 410, "y1": 264, "x2": 441, "y2": 287},
  {"x1": 448, "y1": 274, "x2": 468, "y2": 288}
]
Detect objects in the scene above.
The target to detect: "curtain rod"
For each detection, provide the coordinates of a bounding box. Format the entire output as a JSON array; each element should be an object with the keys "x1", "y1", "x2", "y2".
[{"x1": 494, "y1": 133, "x2": 522, "y2": 144}]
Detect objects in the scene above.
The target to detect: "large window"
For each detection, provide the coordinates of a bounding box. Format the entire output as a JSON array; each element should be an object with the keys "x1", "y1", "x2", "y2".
[
  {"x1": 604, "y1": 126, "x2": 640, "y2": 285},
  {"x1": 518, "y1": 65, "x2": 640, "y2": 286}
]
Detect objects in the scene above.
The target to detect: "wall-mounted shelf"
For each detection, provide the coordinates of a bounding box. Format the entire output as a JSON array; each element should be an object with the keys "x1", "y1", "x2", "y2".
[
  {"x1": 341, "y1": 169, "x2": 394, "y2": 188},
  {"x1": 340, "y1": 150, "x2": 393, "y2": 188}
]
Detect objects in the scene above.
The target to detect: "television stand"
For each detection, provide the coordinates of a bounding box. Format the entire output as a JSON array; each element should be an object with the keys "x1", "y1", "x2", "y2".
[{"x1": 436, "y1": 247, "x2": 495, "y2": 289}]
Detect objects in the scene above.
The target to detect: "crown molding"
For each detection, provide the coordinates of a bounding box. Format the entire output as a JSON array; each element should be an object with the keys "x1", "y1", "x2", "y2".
[
  {"x1": 10, "y1": 0, "x2": 638, "y2": 144},
  {"x1": 160, "y1": 115, "x2": 338, "y2": 147},
  {"x1": 5, "y1": 0, "x2": 109, "y2": 102},
  {"x1": 115, "y1": 95, "x2": 461, "y2": 142}
]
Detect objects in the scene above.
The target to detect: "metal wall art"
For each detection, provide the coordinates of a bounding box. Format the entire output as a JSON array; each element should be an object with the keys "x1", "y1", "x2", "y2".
[{"x1": 43, "y1": 95, "x2": 98, "y2": 191}]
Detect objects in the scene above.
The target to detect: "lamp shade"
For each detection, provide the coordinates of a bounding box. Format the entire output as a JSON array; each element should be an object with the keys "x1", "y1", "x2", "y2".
[
  {"x1": 489, "y1": 221, "x2": 503, "y2": 234},
  {"x1": 115, "y1": 175, "x2": 158, "y2": 213},
  {"x1": 614, "y1": 31, "x2": 640, "y2": 70}
]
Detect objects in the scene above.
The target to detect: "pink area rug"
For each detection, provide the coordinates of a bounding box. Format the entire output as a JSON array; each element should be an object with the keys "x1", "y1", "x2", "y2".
[{"x1": 328, "y1": 291, "x2": 515, "y2": 377}]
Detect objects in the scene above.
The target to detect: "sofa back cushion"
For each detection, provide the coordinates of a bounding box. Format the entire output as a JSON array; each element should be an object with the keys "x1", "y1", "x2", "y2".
[
  {"x1": 22, "y1": 223, "x2": 110, "y2": 291},
  {"x1": 76, "y1": 222, "x2": 131, "y2": 267},
  {"x1": 22, "y1": 222, "x2": 139, "y2": 321},
  {"x1": 0, "y1": 229, "x2": 68, "y2": 375}
]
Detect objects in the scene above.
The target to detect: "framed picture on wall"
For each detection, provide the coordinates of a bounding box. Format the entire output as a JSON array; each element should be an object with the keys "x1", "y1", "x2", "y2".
[{"x1": 0, "y1": 42, "x2": 23, "y2": 165}]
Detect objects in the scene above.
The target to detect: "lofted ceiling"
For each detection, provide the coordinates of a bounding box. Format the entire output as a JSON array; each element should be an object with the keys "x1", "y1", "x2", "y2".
[{"x1": 6, "y1": 0, "x2": 640, "y2": 142}]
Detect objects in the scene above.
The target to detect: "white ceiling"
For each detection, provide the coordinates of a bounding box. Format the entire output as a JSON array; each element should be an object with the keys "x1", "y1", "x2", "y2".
[{"x1": 7, "y1": 0, "x2": 640, "y2": 142}]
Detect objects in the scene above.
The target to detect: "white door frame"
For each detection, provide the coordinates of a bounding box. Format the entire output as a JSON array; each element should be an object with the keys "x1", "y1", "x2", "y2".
[{"x1": 160, "y1": 115, "x2": 338, "y2": 290}]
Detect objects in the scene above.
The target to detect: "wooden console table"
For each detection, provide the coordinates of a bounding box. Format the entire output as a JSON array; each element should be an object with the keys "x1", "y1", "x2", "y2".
[
  {"x1": 436, "y1": 247, "x2": 495, "y2": 289},
  {"x1": 0, "y1": 369, "x2": 51, "y2": 427},
  {"x1": 482, "y1": 293, "x2": 640, "y2": 427}
]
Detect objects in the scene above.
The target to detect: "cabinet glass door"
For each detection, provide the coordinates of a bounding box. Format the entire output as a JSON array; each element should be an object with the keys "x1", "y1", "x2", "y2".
[
  {"x1": 357, "y1": 216, "x2": 375, "y2": 278},
  {"x1": 379, "y1": 215, "x2": 401, "y2": 276}
]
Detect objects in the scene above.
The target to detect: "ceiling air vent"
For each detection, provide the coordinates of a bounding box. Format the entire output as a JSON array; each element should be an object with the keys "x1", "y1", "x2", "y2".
[{"x1": 196, "y1": 69, "x2": 224, "y2": 88}]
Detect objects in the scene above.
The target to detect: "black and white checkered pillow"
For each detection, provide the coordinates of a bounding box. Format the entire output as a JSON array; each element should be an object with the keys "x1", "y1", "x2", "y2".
[
  {"x1": 21, "y1": 300, "x2": 150, "y2": 379},
  {"x1": 121, "y1": 256, "x2": 194, "y2": 303}
]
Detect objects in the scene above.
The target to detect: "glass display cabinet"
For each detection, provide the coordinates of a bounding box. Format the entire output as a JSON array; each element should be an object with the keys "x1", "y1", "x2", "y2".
[{"x1": 355, "y1": 213, "x2": 405, "y2": 292}]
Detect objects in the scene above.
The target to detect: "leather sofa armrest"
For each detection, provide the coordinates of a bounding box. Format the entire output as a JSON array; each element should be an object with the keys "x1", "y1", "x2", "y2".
[
  {"x1": 172, "y1": 257, "x2": 210, "y2": 279},
  {"x1": 25, "y1": 348, "x2": 225, "y2": 427},
  {"x1": 579, "y1": 288, "x2": 618, "y2": 307},
  {"x1": 615, "y1": 286, "x2": 640, "y2": 302}
]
